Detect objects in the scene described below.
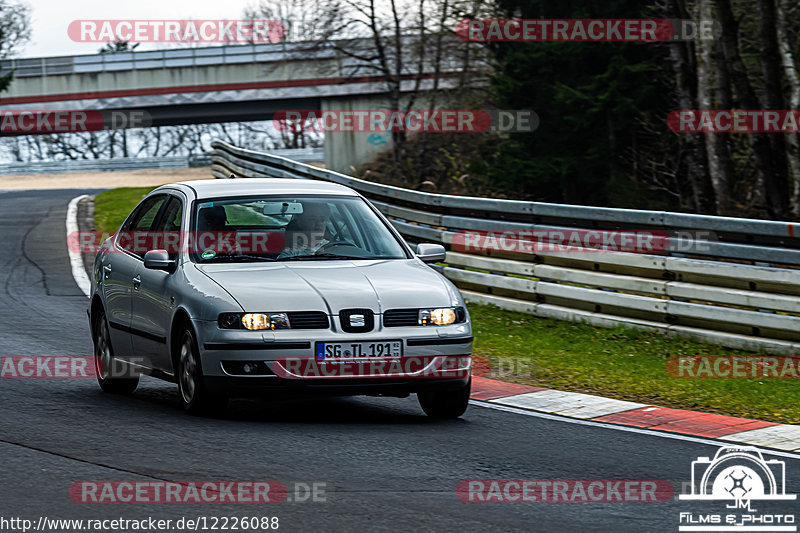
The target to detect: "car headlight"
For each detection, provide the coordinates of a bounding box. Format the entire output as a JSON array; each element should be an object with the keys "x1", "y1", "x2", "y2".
[
  {"x1": 218, "y1": 312, "x2": 291, "y2": 330},
  {"x1": 419, "y1": 307, "x2": 458, "y2": 326},
  {"x1": 242, "y1": 313, "x2": 271, "y2": 330}
]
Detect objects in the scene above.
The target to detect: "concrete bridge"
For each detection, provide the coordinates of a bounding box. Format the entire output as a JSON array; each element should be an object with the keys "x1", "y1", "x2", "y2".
[{"x1": 0, "y1": 40, "x2": 458, "y2": 171}]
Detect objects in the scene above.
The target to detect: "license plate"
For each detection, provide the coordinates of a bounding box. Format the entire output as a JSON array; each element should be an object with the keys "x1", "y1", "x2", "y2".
[{"x1": 315, "y1": 340, "x2": 402, "y2": 360}]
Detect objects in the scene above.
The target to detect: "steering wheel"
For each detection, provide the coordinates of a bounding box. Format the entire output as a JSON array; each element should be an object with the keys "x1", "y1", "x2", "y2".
[{"x1": 315, "y1": 240, "x2": 361, "y2": 254}]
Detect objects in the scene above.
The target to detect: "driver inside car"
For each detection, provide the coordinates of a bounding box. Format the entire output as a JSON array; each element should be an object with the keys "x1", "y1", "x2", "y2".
[{"x1": 278, "y1": 201, "x2": 331, "y2": 258}]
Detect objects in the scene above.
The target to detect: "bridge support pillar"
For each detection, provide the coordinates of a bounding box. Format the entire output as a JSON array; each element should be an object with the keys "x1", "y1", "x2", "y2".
[{"x1": 323, "y1": 95, "x2": 393, "y2": 174}]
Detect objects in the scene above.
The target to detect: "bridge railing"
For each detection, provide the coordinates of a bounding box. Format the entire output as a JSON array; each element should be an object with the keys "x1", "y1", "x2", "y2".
[
  {"x1": 0, "y1": 41, "x2": 343, "y2": 78},
  {"x1": 210, "y1": 139, "x2": 800, "y2": 355},
  {"x1": 0, "y1": 37, "x2": 433, "y2": 79}
]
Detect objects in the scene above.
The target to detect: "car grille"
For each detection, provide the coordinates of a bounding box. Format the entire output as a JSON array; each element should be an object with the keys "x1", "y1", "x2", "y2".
[
  {"x1": 286, "y1": 311, "x2": 330, "y2": 329},
  {"x1": 339, "y1": 308, "x2": 374, "y2": 333},
  {"x1": 383, "y1": 308, "x2": 419, "y2": 327}
]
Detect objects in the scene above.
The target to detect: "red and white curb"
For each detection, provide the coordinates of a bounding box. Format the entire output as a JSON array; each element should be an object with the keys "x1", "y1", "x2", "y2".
[{"x1": 471, "y1": 376, "x2": 800, "y2": 452}]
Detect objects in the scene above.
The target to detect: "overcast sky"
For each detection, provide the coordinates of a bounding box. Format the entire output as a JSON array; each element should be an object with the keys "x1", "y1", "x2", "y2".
[{"x1": 23, "y1": 0, "x2": 252, "y2": 57}]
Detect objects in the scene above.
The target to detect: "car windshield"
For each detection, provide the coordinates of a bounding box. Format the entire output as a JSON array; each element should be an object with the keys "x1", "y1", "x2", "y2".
[{"x1": 192, "y1": 195, "x2": 408, "y2": 262}]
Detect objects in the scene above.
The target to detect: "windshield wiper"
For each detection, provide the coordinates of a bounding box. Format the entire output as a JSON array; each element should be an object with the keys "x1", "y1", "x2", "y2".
[
  {"x1": 202, "y1": 253, "x2": 276, "y2": 263},
  {"x1": 277, "y1": 253, "x2": 369, "y2": 261}
]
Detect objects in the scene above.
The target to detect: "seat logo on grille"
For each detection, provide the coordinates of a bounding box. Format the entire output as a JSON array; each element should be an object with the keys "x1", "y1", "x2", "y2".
[{"x1": 349, "y1": 314, "x2": 366, "y2": 327}]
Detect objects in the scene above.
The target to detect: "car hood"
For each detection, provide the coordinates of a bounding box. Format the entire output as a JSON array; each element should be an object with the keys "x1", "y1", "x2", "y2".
[{"x1": 194, "y1": 259, "x2": 458, "y2": 314}]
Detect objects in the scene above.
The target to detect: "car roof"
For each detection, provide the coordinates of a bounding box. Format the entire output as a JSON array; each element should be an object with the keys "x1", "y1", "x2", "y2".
[{"x1": 160, "y1": 178, "x2": 360, "y2": 200}]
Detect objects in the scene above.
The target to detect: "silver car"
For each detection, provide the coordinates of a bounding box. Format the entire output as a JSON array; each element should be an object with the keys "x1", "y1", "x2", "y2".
[{"x1": 88, "y1": 179, "x2": 473, "y2": 417}]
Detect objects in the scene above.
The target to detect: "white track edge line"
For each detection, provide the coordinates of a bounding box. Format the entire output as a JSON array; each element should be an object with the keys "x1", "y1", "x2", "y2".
[
  {"x1": 67, "y1": 194, "x2": 91, "y2": 298},
  {"x1": 469, "y1": 399, "x2": 800, "y2": 460}
]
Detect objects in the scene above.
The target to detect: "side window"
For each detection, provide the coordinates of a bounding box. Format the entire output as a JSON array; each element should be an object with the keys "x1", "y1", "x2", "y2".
[
  {"x1": 158, "y1": 197, "x2": 183, "y2": 232},
  {"x1": 154, "y1": 197, "x2": 183, "y2": 259},
  {"x1": 118, "y1": 195, "x2": 167, "y2": 257}
]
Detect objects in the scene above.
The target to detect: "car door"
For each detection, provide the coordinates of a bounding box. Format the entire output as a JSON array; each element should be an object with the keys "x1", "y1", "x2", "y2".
[
  {"x1": 130, "y1": 195, "x2": 183, "y2": 372},
  {"x1": 103, "y1": 194, "x2": 167, "y2": 361}
]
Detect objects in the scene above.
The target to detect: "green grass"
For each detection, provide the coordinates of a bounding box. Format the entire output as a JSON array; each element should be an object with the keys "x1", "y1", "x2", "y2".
[
  {"x1": 469, "y1": 303, "x2": 800, "y2": 424},
  {"x1": 91, "y1": 187, "x2": 799, "y2": 423},
  {"x1": 92, "y1": 187, "x2": 156, "y2": 233}
]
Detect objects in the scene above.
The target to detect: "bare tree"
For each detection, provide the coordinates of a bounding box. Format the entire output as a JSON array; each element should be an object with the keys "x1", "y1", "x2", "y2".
[
  {"x1": 776, "y1": 0, "x2": 800, "y2": 215},
  {"x1": 254, "y1": 0, "x2": 489, "y2": 184},
  {"x1": 0, "y1": 0, "x2": 30, "y2": 59},
  {"x1": 756, "y1": 0, "x2": 789, "y2": 216},
  {"x1": 0, "y1": 0, "x2": 31, "y2": 94},
  {"x1": 716, "y1": 0, "x2": 783, "y2": 217},
  {"x1": 244, "y1": 0, "x2": 348, "y2": 43},
  {"x1": 98, "y1": 41, "x2": 140, "y2": 54},
  {"x1": 696, "y1": 0, "x2": 733, "y2": 214},
  {"x1": 665, "y1": 0, "x2": 714, "y2": 212}
]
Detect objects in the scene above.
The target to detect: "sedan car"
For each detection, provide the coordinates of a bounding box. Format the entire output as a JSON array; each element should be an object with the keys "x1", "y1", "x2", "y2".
[{"x1": 88, "y1": 178, "x2": 473, "y2": 417}]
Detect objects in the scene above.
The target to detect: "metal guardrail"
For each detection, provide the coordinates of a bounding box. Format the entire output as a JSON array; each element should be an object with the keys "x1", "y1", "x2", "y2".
[
  {"x1": 209, "y1": 147, "x2": 324, "y2": 166},
  {"x1": 210, "y1": 139, "x2": 800, "y2": 355},
  {"x1": 0, "y1": 155, "x2": 198, "y2": 174},
  {"x1": 0, "y1": 148, "x2": 322, "y2": 175}
]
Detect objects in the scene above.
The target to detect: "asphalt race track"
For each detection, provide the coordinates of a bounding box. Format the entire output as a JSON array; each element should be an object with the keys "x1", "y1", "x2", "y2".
[{"x1": 1, "y1": 188, "x2": 798, "y2": 532}]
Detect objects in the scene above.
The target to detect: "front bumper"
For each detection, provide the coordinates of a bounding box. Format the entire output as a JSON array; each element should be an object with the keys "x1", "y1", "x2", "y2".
[
  {"x1": 204, "y1": 375, "x2": 470, "y2": 397},
  {"x1": 192, "y1": 318, "x2": 472, "y2": 395}
]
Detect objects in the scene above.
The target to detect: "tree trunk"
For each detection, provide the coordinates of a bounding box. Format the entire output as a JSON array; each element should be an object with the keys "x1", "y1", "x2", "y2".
[
  {"x1": 777, "y1": 0, "x2": 800, "y2": 215},
  {"x1": 666, "y1": 0, "x2": 714, "y2": 212},
  {"x1": 121, "y1": 129, "x2": 128, "y2": 158},
  {"x1": 697, "y1": 0, "x2": 733, "y2": 215},
  {"x1": 717, "y1": 0, "x2": 782, "y2": 217},
  {"x1": 713, "y1": 27, "x2": 737, "y2": 215},
  {"x1": 757, "y1": 0, "x2": 789, "y2": 216}
]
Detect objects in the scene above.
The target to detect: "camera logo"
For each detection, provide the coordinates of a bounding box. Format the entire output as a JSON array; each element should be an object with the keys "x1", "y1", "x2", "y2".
[
  {"x1": 678, "y1": 446, "x2": 796, "y2": 532},
  {"x1": 680, "y1": 446, "x2": 794, "y2": 505}
]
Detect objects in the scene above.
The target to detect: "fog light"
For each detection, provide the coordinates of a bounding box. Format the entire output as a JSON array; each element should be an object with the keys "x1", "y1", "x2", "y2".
[{"x1": 242, "y1": 362, "x2": 259, "y2": 374}]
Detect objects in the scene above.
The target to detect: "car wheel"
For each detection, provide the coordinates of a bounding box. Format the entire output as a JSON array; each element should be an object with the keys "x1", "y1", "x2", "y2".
[
  {"x1": 93, "y1": 310, "x2": 139, "y2": 394},
  {"x1": 177, "y1": 327, "x2": 227, "y2": 417},
  {"x1": 417, "y1": 379, "x2": 471, "y2": 419}
]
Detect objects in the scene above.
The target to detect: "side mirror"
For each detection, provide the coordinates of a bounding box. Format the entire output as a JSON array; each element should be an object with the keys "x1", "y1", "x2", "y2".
[
  {"x1": 416, "y1": 243, "x2": 446, "y2": 263},
  {"x1": 144, "y1": 249, "x2": 177, "y2": 272}
]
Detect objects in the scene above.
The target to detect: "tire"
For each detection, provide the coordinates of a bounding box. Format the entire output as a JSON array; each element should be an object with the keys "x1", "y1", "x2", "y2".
[
  {"x1": 176, "y1": 327, "x2": 228, "y2": 417},
  {"x1": 93, "y1": 310, "x2": 139, "y2": 394},
  {"x1": 417, "y1": 379, "x2": 471, "y2": 419}
]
